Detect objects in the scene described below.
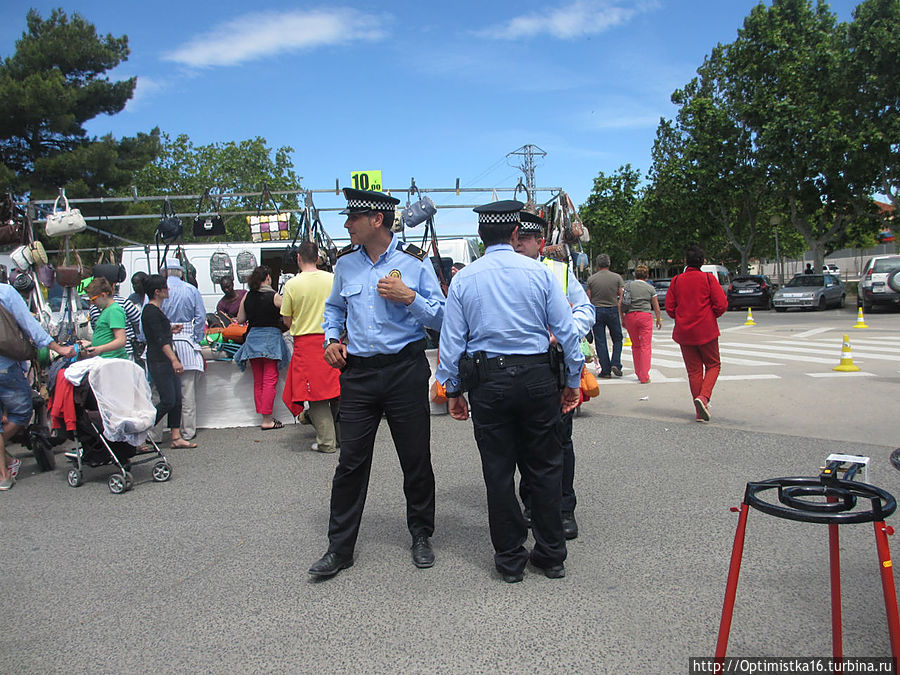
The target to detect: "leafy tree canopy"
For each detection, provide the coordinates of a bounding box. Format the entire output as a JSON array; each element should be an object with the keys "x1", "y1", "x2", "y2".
[{"x1": 0, "y1": 8, "x2": 159, "y2": 199}]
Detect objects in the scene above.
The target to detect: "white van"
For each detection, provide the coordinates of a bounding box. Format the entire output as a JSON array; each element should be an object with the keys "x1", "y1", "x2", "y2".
[
  {"x1": 118, "y1": 237, "x2": 480, "y2": 313},
  {"x1": 700, "y1": 264, "x2": 732, "y2": 294}
]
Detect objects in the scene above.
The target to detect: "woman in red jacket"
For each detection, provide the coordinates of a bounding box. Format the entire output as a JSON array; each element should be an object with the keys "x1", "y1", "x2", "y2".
[{"x1": 665, "y1": 244, "x2": 728, "y2": 421}]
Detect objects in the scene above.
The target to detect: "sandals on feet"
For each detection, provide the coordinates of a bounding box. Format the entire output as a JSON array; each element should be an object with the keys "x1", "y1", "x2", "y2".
[
  {"x1": 170, "y1": 440, "x2": 198, "y2": 448},
  {"x1": 261, "y1": 419, "x2": 284, "y2": 431}
]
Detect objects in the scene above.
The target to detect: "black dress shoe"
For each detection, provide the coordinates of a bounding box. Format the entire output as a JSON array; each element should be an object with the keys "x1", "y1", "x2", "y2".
[
  {"x1": 561, "y1": 511, "x2": 578, "y2": 540},
  {"x1": 308, "y1": 552, "x2": 353, "y2": 578},
  {"x1": 532, "y1": 561, "x2": 566, "y2": 579},
  {"x1": 497, "y1": 566, "x2": 524, "y2": 583},
  {"x1": 411, "y1": 535, "x2": 435, "y2": 568}
]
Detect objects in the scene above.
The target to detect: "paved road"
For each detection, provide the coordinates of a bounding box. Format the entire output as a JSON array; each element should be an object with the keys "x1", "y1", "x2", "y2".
[{"x1": 2, "y1": 306, "x2": 899, "y2": 673}]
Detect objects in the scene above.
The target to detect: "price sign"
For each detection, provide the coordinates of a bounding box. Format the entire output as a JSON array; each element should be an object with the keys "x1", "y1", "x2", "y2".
[{"x1": 350, "y1": 170, "x2": 383, "y2": 192}]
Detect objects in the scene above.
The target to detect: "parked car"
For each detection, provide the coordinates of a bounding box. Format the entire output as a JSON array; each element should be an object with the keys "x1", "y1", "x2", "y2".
[
  {"x1": 652, "y1": 277, "x2": 672, "y2": 309},
  {"x1": 822, "y1": 263, "x2": 841, "y2": 277},
  {"x1": 773, "y1": 274, "x2": 845, "y2": 311},
  {"x1": 727, "y1": 275, "x2": 776, "y2": 310},
  {"x1": 857, "y1": 254, "x2": 900, "y2": 312}
]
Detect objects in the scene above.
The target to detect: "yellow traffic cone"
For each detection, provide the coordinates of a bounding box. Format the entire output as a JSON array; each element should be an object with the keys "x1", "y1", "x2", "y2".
[
  {"x1": 743, "y1": 307, "x2": 756, "y2": 326},
  {"x1": 623, "y1": 329, "x2": 632, "y2": 347},
  {"x1": 833, "y1": 334, "x2": 860, "y2": 372},
  {"x1": 852, "y1": 306, "x2": 868, "y2": 329}
]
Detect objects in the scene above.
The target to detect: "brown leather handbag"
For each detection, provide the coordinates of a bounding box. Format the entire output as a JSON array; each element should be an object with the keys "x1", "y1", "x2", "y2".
[{"x1": 56, "y1": 250, "x2": 84, "y2": 288}]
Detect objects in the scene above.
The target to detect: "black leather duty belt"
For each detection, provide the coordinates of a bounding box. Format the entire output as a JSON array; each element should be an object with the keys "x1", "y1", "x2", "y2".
[
  {"x1": 484, "y1": 353, "x2": 550, "y2": 371},
  {"x1": 345, "y1": 339, "x2": 427, "y2": 369}
]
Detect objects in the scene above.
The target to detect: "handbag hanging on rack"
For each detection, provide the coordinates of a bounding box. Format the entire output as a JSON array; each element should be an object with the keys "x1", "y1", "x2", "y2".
[
  {"x1": 246, "y1": 183, "x2": 289, "y2": 242},
  {"x1": 45, "y1": 193, "x2": 88, "y2": 237},
  {"x1": 176, "y1": 245, "x2": 198, "y2": 287},
  {"x1": 193, "y1": 189, "x2": 226, "y2": 237},
  {"x1": 210, "y1": 248, "x2": 234, "y2": 284},
  {"x1": 56, "y1": 250, "x2": 84, "y2": 288},
  {"x1": 236, "y1": 250, "x2": 257, "y2": 283},
  {"x1": 157, "y1": 199, "x2": 183, "y2": 243}
]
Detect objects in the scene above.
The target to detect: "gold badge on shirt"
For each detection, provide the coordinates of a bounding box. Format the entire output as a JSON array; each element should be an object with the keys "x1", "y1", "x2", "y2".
[{"x1": 388, "y1": 269, "x2": 402, "y2": 279}]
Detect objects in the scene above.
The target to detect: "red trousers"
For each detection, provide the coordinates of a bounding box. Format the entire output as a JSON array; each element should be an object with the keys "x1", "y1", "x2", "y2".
[
  {"x1": 679, "y1": 339, "x2": 721, "y2": 401},
  {"x1": 624, "y1": 312, "x2": 653, "y2": 383},
  {"x1": 249, "y1": 358, "x2": 279, "y2": 415}
]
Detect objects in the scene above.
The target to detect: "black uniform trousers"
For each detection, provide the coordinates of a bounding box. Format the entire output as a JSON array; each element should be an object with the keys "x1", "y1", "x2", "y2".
[
  {"x1": 519, "y1": 409, "x2": 575, "y2": 513},
  {"x1": 469, "y1": 360, "x2": 566, "y2": 575},
  {"x1": 326, "y1": 350, "x2": 435, "y2": 557}
]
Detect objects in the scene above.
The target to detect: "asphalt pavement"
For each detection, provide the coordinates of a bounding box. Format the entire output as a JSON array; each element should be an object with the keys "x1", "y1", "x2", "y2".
[{"x1": 2, "y1": 305, "x2": 899, "y2": 673}]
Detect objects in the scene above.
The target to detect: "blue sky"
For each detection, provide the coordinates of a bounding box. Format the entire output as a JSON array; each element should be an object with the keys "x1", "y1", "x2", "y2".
[{"x1": 1, "y1": 1, "x2": 862, "y2": 237}]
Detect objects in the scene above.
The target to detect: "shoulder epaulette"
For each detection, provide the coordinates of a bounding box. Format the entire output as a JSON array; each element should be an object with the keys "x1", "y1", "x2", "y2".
[
  {"x1": 400, "y1": 242, "x2": 427, "y2": 261},
  {"x1": 336, "y1": 244, "x2": 359, "y2": 260}
]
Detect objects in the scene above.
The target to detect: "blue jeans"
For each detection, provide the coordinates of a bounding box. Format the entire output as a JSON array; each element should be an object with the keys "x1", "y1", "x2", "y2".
[
  {"x1": 592, "y1": 307, "x2": 622, "y2": 376},
  {"x1": 0, "y1": 365, "x2": 33, "y2": 426}
]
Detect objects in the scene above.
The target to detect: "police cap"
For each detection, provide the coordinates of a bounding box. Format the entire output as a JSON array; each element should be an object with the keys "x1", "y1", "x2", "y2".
[
  {"x1": 339, "y1": 188, "x2": 400, "y2": 215},
  {"x1": 473, "y1": 200, "x2": 524, "y2": 225},
  {"x1": 518, "y1": 210, "x2": 546, "y2": 236}
]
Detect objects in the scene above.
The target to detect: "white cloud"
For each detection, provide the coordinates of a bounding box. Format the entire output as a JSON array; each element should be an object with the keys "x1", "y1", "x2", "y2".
[
  {"x1": 125, "y1": 76, "x2": 163, "y2": 112},
  {"x1": 164, "y1": 8, "x2": 388, "y2": 67},
  {"x1": 485, "y1": 0, "x2": 658, "y2": 40}
]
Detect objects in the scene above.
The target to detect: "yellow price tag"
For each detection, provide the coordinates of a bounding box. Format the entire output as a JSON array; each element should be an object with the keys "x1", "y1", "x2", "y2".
[{"x1": 350, "y1": 170, "x2": 383, "y2": 193}]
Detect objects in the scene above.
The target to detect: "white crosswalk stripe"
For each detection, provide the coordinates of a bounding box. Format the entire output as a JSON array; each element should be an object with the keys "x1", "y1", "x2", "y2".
[{"x1": 609, "y1": 328, "x2": 900, "y2": 383}]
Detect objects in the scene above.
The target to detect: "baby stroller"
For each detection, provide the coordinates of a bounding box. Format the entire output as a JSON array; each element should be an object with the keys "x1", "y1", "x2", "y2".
[{"x1": 63, "y1": 358, "x2": 172, "y2": 494}]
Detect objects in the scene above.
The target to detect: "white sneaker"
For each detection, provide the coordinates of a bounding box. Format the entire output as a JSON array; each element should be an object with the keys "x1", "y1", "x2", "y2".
[
  {"x1": 0, "y1": 476, "x2": 14, "y2": 491},
  {"x1": 7, "y1": 458, "x2": 21, "y2": 479}
]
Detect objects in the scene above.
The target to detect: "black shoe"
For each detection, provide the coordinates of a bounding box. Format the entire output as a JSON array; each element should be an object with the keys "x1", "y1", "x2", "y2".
[
  {"x1": 598, "y1": 373, "x2": 612, "y2": 379},
  {"x1": 411, "y1": 535, "x2": 435, "y2": 568},
  {"x1": 497, "y1": 567, "x2": 524, "y2": 583},
  {"x1": 611, "y1": 366, "x2": 623, "y2": 377},
  {"x1": 308, "y1": 552, "x2": 354, "y2": 578},
  {"x1": 561, "y1": 511, "x2": 578, "y2": 540},
  {"x1": 523, "y1": 508, "x2": 532, "y2": 528},
  {"x1": 533, "y1": 562, "x2": 566, "y2": 579}
]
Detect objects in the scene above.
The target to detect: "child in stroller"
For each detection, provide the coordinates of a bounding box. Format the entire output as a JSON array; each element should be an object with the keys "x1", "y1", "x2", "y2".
[{"x1": 63, "y1": 358, "x2": 173, "y2": 494}]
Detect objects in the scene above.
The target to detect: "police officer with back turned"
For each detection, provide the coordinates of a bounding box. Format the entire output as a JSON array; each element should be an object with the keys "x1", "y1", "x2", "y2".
[
  {"x1": 309, "y1": 188, "x2": 445, "y2": 579},
  {"x1": 515, "y1": 210, "x2": 594, "y2": 539},
  {"x1": 436, "y1": 200, "x2": 584, "y2": 583}
]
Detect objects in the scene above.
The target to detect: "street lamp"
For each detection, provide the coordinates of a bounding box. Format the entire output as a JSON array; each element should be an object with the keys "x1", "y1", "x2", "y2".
[{"x1": 770, "y1": 215, "x2": 784, "y2": 286}]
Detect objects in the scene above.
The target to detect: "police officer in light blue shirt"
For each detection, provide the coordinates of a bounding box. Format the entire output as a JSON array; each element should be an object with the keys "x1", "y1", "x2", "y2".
[
  {"x1": 435, "y1": 200, "x2": 584, "y2": 583},
  {"x1": 514, "y1": 210, "x2": 594, "y2": 540},
  {"x1": 309, "y1": 188, "x2": 445, "y2": 579}
]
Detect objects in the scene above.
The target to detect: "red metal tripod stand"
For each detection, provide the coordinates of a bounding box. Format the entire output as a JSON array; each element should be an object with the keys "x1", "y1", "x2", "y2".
[{"x1": 715, "y1": 467, "x2": 899, "y2": 660}]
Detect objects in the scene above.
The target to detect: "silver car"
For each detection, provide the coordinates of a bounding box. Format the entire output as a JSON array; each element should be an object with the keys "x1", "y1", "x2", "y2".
[{"x1": 773, "y1": 274, "x2": 846, "y2": 311}]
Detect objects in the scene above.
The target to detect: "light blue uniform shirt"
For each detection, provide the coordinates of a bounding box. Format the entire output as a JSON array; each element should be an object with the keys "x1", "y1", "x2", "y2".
[
  {"x1": 542, "y1": 257, "x2": 595, "y2": 338},
  {"x1": 436, "y1": 244, "x2": 585, "y2": 391},
  {"x1": 161, "y1": 276, "x2": 206, "y2": 343},
  {"x1": 0, "y1": 283, "x2": 53, "y2": 371},
  {"x1": 323, "y1": 234, "x2": 445, "y2": 357}
]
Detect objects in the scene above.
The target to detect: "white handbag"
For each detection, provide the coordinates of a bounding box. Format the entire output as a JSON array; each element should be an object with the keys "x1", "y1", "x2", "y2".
[
  {"x1": 45, "y1": 194, "x2": 88, "y2": 237},
  {"x1": 10, "y1": 245, "x2": 32, "y2": 271}
]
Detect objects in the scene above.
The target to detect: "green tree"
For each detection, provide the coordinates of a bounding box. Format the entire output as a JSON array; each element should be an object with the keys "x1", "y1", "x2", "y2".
[
  {"x1": 0, "y1": 9, "x2": 159, "y2": 199},
  {"x1": 649, "y1": 45, "x2": 773, "y2": 274},
  {"x1": 580, "y1": 164, "x2": 655, "y2": 273},
  {"x1": 129, "y1": 133, "x2": 303, "y2": 242},
  {"x1": 847, "y1": 0, "x2": 900, "y2": 212},
  {"x1": 725, "y1": 0, "x2": 882, "y2": 268}
]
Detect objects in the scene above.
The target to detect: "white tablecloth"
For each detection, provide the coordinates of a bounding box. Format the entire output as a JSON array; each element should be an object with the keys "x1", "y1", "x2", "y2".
[{"x1": 195, "y1": 348, "x2": 446, "y2": 429}]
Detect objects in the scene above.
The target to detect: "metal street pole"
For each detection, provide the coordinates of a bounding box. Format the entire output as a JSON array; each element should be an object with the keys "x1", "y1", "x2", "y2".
[{"x1": 770, "y1": 215, "x2": 783, "y2": 286}]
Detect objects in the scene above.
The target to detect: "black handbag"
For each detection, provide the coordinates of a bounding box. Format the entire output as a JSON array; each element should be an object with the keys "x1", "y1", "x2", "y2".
[
  {"x1": 157, "y1": 199, "x2": 184, "y2": 243},
  {"x1": 193, "y1": 189, "x2": 226, "y2": 237}
]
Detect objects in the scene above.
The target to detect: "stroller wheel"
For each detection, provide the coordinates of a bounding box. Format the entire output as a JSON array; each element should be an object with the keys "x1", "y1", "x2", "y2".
[
  {"x1": 123, "y1": 471, "x2": 134, "y2": 491},
  {"x1": 108, "y1": 473, "x2": 127, "y2": 494},
  {"x1": 66, "y1": 469, "x2": 83, "y2": 488},
  {"x1": 152, "y1": 462, "x2": 172, "y2": 482}
]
